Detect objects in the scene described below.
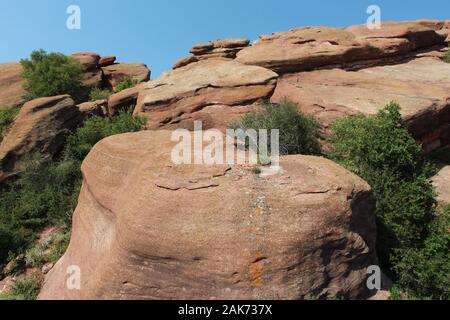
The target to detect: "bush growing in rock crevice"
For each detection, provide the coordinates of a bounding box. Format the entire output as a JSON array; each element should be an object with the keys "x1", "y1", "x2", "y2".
[
  {"x1": 0, "y1": 107, "x2": 19, "y2": 138},
  {"x1": 89, "y1": 88, "x2": 112, "y2": 101},
  {"x1": 114, "y1": 77, "x2": 136, "y2": 93},
  {"x1": 229, "y1": 100, "x2": 321, "y2": 156},
  {"x1": 330, "y1": 102, "x2": 448, "y2": 300}
]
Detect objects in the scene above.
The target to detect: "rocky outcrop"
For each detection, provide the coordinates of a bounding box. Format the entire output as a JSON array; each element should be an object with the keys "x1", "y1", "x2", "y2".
[
  {"x1": 271, "y1": 56, "x2": 450, "y2": 153},
  {"x1": 70, "y1": 52, "x2": 104, "y2": 91},
  {"x1": 135, "y1": 59, "x2": 278, "y2": 130},
  {"x1": 39, "y1": 130, "x2": 377, "y2": 300},
  {"x1": 235, "y1": 21, "x2": 447, "y2": 74},
  {"x1": 134, "y1": 20, "x2": 450, "y2": 153},
  {"x1": 98, "y1": 56, "x2": 116, "y2": 67},
  {"x1": 71, "y1": 52, "x2": 100, "y2": 70},
  {"x1": 432, "y1": 166, "x2": 450, "y2": 205},
  {"x1": 173, "y1": 38, "x2": 251, "y2": 69},
  {"x1": 0, "y1": 53, "x2": 149, "y2": 110},
  {"x1": 77, "y1": 99, "x2": 108, "y2": 118},
  {"x1": 0, "y1": 62, "x2": 25, "y2": 108},
  {"x1": 102, "y1": 63, "x2": 151, "y2": 89},
  {"x1": 107, "y1": 85, "x2": 142, "y2": 116},
  {"x1": 0, "y1": 95, "x2": 82, "y2": 182}
]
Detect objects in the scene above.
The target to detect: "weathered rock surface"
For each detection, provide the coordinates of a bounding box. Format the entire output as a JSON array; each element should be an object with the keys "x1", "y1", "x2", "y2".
[
  {"x1": 174, "y1": 38, "x2": 251, "y2": 69},
  {"x1": 236, "y1": 21, "x2": 447, "y2": 74},
  {"x1": 71, "y1": 52, "x2": 100, "y2": 70},
  {"x1": 102, "y1": 63, "x2": 151, "y2": 89},
  {"x1": 107, "y1": 84, "x2": 142, "y2": 116},
  {"x1": 271, "y1": 57, "x2": 450, "y2": 153},
  {"x1": 135, "y1": 59, "x2": 278, "y2": 130},
  {"x1": 39, "y1": 130, "x2": 377, "y2": 300},
  {"x1": 0, "y1": 62, "x2": 25, "y2": 108},
  {"x1": 98, "y1": 55, "x2": 117, "y2": 67},
  {"x1": 77, "y1": 99, "x2": 108, "y2": 117},
  {"x1": 0, "y1": 95, "x2": 82, "y2": 182},
  {"x1": 70, "y1": 53, "x2": 103, "y2": 91},
  {"x1": 432, "y1": 166, "x2": 450, "y2": 205}
]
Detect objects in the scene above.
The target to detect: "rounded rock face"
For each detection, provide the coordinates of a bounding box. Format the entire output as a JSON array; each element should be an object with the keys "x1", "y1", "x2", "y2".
[
  {"x1": 39, "y1": 130, "x2": 377, "y2": 300},
  {"x1": 0, "y1": 95, "x2": 82, "y2": 182},
  {"x1": 0, "y1": 62, "x2": 25, "y2": 108}
]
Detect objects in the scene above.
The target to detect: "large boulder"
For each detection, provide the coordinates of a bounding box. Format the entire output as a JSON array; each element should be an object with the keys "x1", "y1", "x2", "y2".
[
  {"x1": 71, "y1": 52, "x2": 104, "y2": 91},
  {"x1": 0, "y1": 95, "x2": 82, "y2": 182},
  {"x1": 0, "y1": 62, "x2": 25, "y2": 108},
  {"x1": 39, "y1": 130, "x2": 377, "y2": 300},
  {"x1": 70, "y1": 52, "x2": 100, "y2": 70},
  {"x1": 101, "y1": 63, "x2": 151, "y2": 89},
  {"x1": 135, "y1": 59, "x2": 278, "y2": 130},
  {"x1": 271, "y1": 57, "x2": 450, "y2": 153},
  {"x1": 98, "y1": 56, "x2": 116, "y2": 67},
  {"x1": 236, "y1": 21, "x2": 447, "y2": 74},
  {"x1": 174, "y1": 38, "x2": 251, "y2": 69}
]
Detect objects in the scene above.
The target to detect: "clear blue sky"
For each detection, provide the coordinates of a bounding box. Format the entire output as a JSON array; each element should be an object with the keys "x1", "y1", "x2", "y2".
[{"x1": 0, "y1": 0, "x2": 449, "y2": 77}]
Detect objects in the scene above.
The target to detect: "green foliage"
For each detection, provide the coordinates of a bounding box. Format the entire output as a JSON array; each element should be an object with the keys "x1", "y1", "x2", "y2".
[
  {"x1": 0, "y1": 110, "x2": 146, "y2": 268},
  {"x1": 0, "y1": 107, "x2": 19, "y2": 137},
  {"x1": 249, "y1": 166, "x2": 262, "y2": 175},
  {"x1": 0, "y1": 155, "x2": 80, "y2": 265},
  {"x1": 25, "y1": 229, "x2": 71, "y2": 268},
  {"x1": 64, "y1": 109, "x2": 147, "y2": 161},
  {"x1": 115, "y1": 77, "x2": 136, "y2": 93},
  {"x1": 329, "y1": 102, "x2": 447, "y2": 299},
  {"x1": 392, "y1": 206, "x2": 450, "y2": 300},
  {"x1": 0, "y1": 276, "x2": 41, "y2": 300},
  {"x1": 229, "y1": 100, "x2": 321, "y2": 156},
  {"x1": 89, "y1": 88, "x2": 112, "y2": 101},
  {"x1": 20, "y1": 49, "x2": 85, "y2": 102}
]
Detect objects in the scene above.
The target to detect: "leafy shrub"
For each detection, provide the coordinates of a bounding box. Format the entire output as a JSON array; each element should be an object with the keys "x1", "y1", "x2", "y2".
[
  {"x1": 46, "y1": 230, "x2": 71, "y2": 263},
  {"x1": 64, "y1": 109, "x2": 147, "y2": 161},
  {"x1": 20, "y1": 49, "x2": 85, "y2": 102},
  {"x1": 229, "y1": 100, "x2": 321, "y2": 156},
  {"x1": 392, "y1": 206, "x2": 449, "y2": 300},
  {"x1": 115, "y1": 77, "x2": 136, "y2": 93},
  {"x1": 0, "y1": 107, "x2": 19, "y2": 137},
  {"x1": 24, "y1": 245, "x2": 46, "y2": 268},
  {"x1": 329, "y1": 102, "x2": 447, "y2": 299},
  {"x1": 89, "y1": 88, "x2": 112, "y2": 101},
  {"x1": 0, "y1": 276, "x2": 41, "y2": 300}
]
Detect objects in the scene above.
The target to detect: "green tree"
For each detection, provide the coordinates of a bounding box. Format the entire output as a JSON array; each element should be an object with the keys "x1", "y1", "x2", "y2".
[
  {"x1": 115, "y1": 77, "x2": 136, "y2": 93},
  {"x1": 329, "y1": 102, "x2": 447, "y2": 299},
  {"x1": 20, "y1": 50, "x2": 85, "y2": 102}
]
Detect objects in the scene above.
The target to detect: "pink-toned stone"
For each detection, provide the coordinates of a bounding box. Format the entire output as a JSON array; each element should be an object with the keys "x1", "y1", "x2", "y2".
[
  {"x1": 0, "y1": 95, "x2": 83, "y2": 182},
  {"x1": 271, "y1": 57, "x2": 450, "y2": 153},
  {"x1": 98, "y1": 56, "x2": 116, "y2": 67},
  {"x1": 39, "y1": 130, "x2": 377, "y2": 300},
  {"x1": 0, "y1": 62, "x2": 25, "y2": 108},
  {"x1": 101, "y1": 63, "x2": 150, "y2": 89},
  {"x1": 236, "y1": 21, "x2": 447, "y2": 74},
  {"x1": 135, "y1": 59, "x2": 278, "y2": 130}
]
